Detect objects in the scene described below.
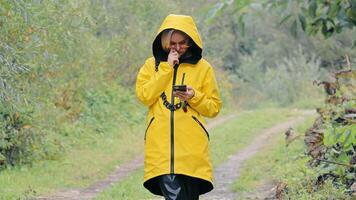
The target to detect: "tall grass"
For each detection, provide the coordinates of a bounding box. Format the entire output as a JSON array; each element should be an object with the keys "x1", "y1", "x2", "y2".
[{"x1": 230, "y1": 47, "x2": 326, "y2": 108}]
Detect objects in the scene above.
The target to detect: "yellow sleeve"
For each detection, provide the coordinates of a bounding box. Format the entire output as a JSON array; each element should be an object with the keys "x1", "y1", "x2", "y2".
[
  {"x1": 188, "y1": 66, "x2": 222, "y2": 118},
  {"x1": 135, "y1": 59, "x2": 173, "y2": 106}
]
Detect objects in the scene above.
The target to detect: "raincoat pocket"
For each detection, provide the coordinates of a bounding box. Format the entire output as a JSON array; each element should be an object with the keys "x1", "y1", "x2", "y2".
[
  {"x1": 191, "y1": 115, "x2": 209, "y2": 140},
  {"x1": 144, "y1": 117, "x2": 155, "y2": 141}
]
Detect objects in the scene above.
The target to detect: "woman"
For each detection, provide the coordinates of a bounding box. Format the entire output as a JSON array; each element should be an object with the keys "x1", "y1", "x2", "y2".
[{"x1": 136, "y1": 14, "x2": 222, "y2": 199}]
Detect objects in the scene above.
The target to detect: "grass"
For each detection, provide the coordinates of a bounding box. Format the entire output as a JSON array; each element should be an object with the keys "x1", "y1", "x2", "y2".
[
  {"x1": 0, "y1": 107, "x2": 311, "y2": 200},
  {"x1": 0, "y1": 124, "x2": 146, "y2": 200},
  {"x1": 0, "y1": 86, "x2": 147, "y2": 200},
  {"x1": 210, "y1": 108, "x2": 303, "y2": 166},
  {"x1": 95, "y1": 167, "x2": 158, "y2": 200},
  {"x1": 95, "y1": 108, "x2": 305, "y2": 199},
  {"x1": 232, "y1": 115, "x2": 352, "y2": 199}
]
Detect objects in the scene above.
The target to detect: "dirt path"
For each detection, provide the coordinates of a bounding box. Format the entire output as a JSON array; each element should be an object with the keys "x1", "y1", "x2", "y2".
[
  {"x1": 37, "y1": 111, "x2": 313, "y2": 200},
  {"x1": 201, "y1": 111, "x2": 314, "y2": 200},
  {"x1": 36, "y1": 113, "x2": 238, "y2": 200}
]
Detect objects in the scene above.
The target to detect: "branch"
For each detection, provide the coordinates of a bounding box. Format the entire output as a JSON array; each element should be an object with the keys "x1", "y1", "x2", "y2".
[
  {"x1": 316, "y1": 158, "x2": 352, "y2": 168},
  {"x1": 345, "y1": 54, "x2": 351, "y2": 70}
]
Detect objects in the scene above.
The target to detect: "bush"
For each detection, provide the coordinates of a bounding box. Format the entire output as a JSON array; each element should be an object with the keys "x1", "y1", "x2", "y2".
[
  {"x1": 232, "y1": 47, "x2": 326, "y2": 108},
  {"x1": 0, "y1": 0, "x2": 170, "y2": 168}
]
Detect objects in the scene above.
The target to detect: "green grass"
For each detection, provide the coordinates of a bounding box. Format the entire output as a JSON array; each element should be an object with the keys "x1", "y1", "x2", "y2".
[
  {"x1": 0, "y1": 87, "x2": 147, "y2": 200},
  {"x1": 95, "y1": 167, "x2": 158, "y2": 200},
  {"x1": 95, "y1": 108, "x2": 305, "y2": 199},
  {"x1": 233, "y1": 116, "x2": 351, "y2": 200},
  {"x1": 0, "y1": 124, "x2": 146, "y2": 200},
  {"x1": 290, "y1": 97, "x2": 325, "y2": 109},
  {"x1": 210, "y1": 108, "x2": 302, "y2": 166}
]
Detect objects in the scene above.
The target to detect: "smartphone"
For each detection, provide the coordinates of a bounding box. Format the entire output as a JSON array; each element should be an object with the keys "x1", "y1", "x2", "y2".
[{"x1": 173, "y1": 85, "x2": 187, "y2": 92}]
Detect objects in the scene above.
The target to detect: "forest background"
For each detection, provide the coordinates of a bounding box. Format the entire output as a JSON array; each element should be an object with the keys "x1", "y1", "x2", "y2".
[{"x1": 0, "y1": 0, "x2": 355, "y2": 199}]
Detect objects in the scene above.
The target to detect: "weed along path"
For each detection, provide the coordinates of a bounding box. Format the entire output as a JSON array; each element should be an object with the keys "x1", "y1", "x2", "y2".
[
  {"x1": 36, "y1": 113, "x2": 238, "y2": 200},
  {"x1": 201, "y1": 111, "x2": 314, "y2": 200}
]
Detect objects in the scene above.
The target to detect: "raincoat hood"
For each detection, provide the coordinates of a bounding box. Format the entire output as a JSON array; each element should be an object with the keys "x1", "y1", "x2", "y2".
[{"x1": 152, "y1": 14, "x2": 203, "y2": 64}]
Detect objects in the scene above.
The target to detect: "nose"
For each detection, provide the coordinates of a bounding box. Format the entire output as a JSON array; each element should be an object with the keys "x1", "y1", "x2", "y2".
[{"x1": 175, "y1": 44, "x2": 181, "y2": 51}]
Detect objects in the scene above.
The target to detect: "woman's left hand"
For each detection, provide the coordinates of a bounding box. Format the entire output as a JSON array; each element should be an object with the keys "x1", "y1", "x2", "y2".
[{"x1": 174, "y1": 85, "x2": 195, "y2": 101}]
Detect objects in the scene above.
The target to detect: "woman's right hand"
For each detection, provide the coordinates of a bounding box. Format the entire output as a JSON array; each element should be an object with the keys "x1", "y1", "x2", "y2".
[{"x1": 168, "y1": 49, "x2": 179, "y2": 67}]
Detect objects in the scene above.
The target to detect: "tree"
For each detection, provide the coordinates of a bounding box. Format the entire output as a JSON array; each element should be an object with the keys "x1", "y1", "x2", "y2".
[
  {"x1": 269, "y1": 0, "x2": 356, "y2": 38},
  {"x1": 207, "y1": 0, "x2": 356, "y2": 38}
]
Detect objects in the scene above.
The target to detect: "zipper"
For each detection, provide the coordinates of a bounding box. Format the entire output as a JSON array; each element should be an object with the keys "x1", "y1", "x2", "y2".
[
  {"x1": 170, "y1": 64, "x2": 179, "y2": 174},
  {"x1": 144, "y1": 117, "x2": 155, "y2": 141},
  {"x1": 192, "y1": 115, "x2": 210, "y2": 140}
]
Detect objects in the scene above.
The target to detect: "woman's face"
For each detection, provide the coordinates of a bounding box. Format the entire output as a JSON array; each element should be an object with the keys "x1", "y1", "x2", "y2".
[{"x1": 170, "y1": 32, "x2": 190, "y2": 56}]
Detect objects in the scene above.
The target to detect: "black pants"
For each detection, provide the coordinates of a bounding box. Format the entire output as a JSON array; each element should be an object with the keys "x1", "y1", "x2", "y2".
[{"x1": 158, "y1": 174, "x2": 200, "y2": 200}]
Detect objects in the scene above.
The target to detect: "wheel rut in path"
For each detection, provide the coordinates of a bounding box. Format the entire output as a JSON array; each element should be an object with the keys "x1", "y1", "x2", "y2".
[
  {"x1": 201, "y1": 111, "x2": 314, "y2": 200},
  {"x1": 36, "y1": 113, "x2": 238, "y2": 200}
]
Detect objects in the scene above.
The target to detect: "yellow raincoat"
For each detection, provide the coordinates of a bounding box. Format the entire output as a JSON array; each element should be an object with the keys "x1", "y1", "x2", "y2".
[{"x1": 136, "y1": 14, "x2": 222, "y2": 195}]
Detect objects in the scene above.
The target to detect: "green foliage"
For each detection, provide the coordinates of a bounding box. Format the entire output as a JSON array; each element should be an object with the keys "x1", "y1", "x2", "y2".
[
  {"x1": 324, "y1": 125, "x2": 355, "y2": 151},
  {"x1": 263, "y1": 48, "x2": 325, "y2": 106},
  {"x1": 306, "y1": 69, "x2": 355, "y2": 193},
  {"x1": 0, "y1": 0, "x2": 353, "y2": 190},
  {"x1": 205, "y1": 0, "x2": 356, "y2": 69},
  {"x1": 203, "y1": 0, "x2": 356, "y2": 108},
  {"x1": 233, "y1": 117, "x2": 351, "y2": 199},
  {"x1": 0, "y1": 0, "x2": 168, "y2": 169},
  {"x1": 0, "y1": 105, "x2": 37, "y2": 167},
  {"x1": 268, "y1": 0, "x2": 356, "y2": 38},
  {"x1": 228, "y1": 47, "x2": 326, "y2": 107}
]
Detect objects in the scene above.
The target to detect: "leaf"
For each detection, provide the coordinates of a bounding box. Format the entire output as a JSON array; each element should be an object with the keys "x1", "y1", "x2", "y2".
[
  {"x1": 298, "y1": 14, "x2": 307, "y2": 31},
  {"x1": 342, "y1": 129, "x2": 351, "y2": 144},
  {"x1": 279, "y1": 14, "x2": 292, "y2": 26},
  {"x1": 309, "y1": 0, "x2": 317, "y2": 18},
  {"x1": 291, "y1": 19, "x2": 298, "y2": 38},
  {"x1": 335, "y1": 165, "x2": 345, "y2": 176},
  {"x1": 321, "y1": 20, "x2": 329, "y2": 37},
  {"x1": 335, "y1": 24, "x2": 343, "y2": 33},
  {"x1": 335, "y1": 152, "x2": 350, "y2": 167},
  {"x1": 323, "y1": 125, "x2": 336, "y2": 146},
  {"x1": 238, "y1": 15, "x2": 245, "y2": 36},
  {"x1": 346, "y1": 7, "x2": 356, "y2": 22},
  {"x1": 234, "y1": 0, "x2": 253, "y2": 11},
  {"x1": 346, "y1": 171, "x2": 355, "y2": 179},
  {"x1": 0, "y1": 153, "x2": 5, "y2": 161},
  {"x1": 325, "y1": 18, "x2": 336, "y2": 26},
  {"x1": 327, "y1": 2, "x2": 340, "y2": 17},
  {"x1": 335, "y1": 125, "x2": 356, "y2": 150},
  {"x1": 312, "y1": 18, "x2": 324, "y2": 26},
  {"x1": 351, "y1": 0, "x2": 356, "y2": 11},
  {"x1": 323, "y1": 18, "x2": 336, "y2": 37}
]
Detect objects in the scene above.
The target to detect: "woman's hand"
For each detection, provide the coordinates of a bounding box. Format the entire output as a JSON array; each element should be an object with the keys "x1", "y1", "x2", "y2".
[
  {"x1": 174, "y1": 85, "x2": 195, "y2": 101},
  {"x1": 168, "y1": 48, "x2": 179, "y2": 67}
]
